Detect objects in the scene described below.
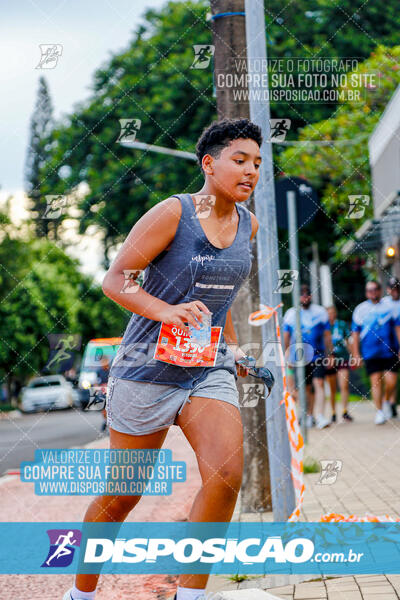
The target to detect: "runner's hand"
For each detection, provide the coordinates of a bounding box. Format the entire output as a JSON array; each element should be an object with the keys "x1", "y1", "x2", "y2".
[
  {"x1": 229, "y1": 345, "x2": 250, "y2": 377},
  {"x1": 158, "y1": 301, "x2": 211, "y2": 335}
]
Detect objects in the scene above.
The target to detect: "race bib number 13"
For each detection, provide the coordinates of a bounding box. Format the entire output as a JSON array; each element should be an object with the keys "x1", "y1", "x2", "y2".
[{"x1": 153, "y1": 323, "x2": 222, "y2": 367}]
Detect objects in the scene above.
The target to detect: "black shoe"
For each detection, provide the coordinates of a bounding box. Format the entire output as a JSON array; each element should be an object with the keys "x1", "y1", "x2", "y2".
[
  {"x1": 391, "y1": 404, "x2": 398, "y2": 419},
  {"x1": 343, "y1": 411, "x2": 353, "y2": 422},
  {"x1": 331, "y1": 413, "x2": 336, "y2": 423}
]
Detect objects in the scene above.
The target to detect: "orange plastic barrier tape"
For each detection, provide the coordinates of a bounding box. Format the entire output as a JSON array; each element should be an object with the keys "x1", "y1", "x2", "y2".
[{"x1": 248, "y1": 303, "x2": 304, "y2": 522}]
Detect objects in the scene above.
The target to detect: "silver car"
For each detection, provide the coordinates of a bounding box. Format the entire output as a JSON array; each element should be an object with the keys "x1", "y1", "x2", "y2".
[{"x1": 20, "y1": 375, "x2": 78, "y2": 413}]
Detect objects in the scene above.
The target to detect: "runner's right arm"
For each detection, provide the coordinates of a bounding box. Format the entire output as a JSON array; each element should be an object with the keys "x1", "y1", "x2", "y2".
[{"x1": 102, "y1": 196, "x2": 209, "y2": 332}]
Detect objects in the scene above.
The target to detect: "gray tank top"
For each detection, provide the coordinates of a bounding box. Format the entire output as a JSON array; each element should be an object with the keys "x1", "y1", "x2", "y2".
[{"x1": 110, "y1": 193, "x2": 253, "y2": 388}]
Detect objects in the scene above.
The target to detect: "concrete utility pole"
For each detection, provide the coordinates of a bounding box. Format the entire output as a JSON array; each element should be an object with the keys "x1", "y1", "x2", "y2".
[
  {"x1": 210, "y1": 0, "x2": 295, "y2": 518},
  {"x1": 211, "y1": 0, "x2": 269, "y2": 512},
  {"x1": 288, "y1": 191, "x2": 307, "y2": 444},
  {"x1": 245, "y1": 1, "x2": 295, "y2": 519}
]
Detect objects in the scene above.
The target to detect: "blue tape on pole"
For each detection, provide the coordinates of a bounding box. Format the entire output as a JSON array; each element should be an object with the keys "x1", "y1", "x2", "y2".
[{"x1": 211, "y1": 12, "x2": 246, "y2": 20}]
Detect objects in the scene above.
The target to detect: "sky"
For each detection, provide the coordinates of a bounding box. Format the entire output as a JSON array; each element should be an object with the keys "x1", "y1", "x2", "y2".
[
  {"x1": 1, "y1": 0, "x2": 168, "y2": 195},
  {"x1": 1, "y1": 0, "x2": 168, "y2": 279}
]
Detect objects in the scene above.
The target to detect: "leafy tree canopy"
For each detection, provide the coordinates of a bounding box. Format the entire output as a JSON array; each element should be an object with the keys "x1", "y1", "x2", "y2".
[
  {"x1": 278, "y1": 45, "x2": 400, "y2": 255},
  {"x1": 38, "y1": 0, "x2": 400, "y2": 263}
]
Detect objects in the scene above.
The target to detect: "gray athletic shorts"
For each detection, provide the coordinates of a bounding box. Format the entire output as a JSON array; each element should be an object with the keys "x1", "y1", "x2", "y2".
[{"x1": 106, "y1": 368, "x2": 240, "y2": 436}]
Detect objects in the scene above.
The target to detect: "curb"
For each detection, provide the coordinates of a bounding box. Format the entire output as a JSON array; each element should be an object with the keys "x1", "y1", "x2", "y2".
[
  {"x1": 208, "y1": 592, "x2": 283, "y2": 600},
  {"x1": 0, "y1": 410, "x2": 22, "y2": 420}
]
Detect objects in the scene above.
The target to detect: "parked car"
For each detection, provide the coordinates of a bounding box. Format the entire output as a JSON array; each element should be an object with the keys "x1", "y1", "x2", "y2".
[{"x1": 20, "y1": 375, "x2": 78, "y2": 413}]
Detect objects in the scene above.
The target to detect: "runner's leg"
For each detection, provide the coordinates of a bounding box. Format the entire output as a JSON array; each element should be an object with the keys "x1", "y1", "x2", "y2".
[
  {"x1": 313, "y1": 377, "x2": 325, "y2": 417},
  {"x1": 175, "y1": 396, "x2": 243, "y2": 591},
  {"x1": 74, "y1": 427, "x2": 169, "y2": 592},
  {"x1": 306, "y1": 384, "x2": 314, "y2": 416},
  {"x1": 327, "y1": 373, "x2": 336, "y2": 416},
  {"x1": 370, "y1": 372, "x2": 383, "y2": 410},
  {"x1": 338, "y1": 368, "x2": 350, "y2": 413},
  {"x1": 383, "y1": 370, "x2": 397, "y2": 404}
]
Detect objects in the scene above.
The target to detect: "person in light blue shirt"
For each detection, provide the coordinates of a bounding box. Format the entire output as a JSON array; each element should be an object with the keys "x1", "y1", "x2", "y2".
[
  {"x1": 283, "y1": 284, "x2": 333, "y2": 430},
  {"x1": 352, "y1": 280, "x2": 400, "y2": 425},
  {"x1": 381, "y1": 276, "x2": 400, "y2": 417}
]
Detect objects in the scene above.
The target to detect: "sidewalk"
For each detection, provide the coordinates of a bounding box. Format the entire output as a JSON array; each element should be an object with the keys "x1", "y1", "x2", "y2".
[
  {"x1": 207, "y1": 400, "x2": 400, "y2": 599},
  {"x1": 1, "y1": 400, "x2": 399, "y2": 599},
  {"x1": 207, "y1": 575, "x2": 400, "y2": 599}
]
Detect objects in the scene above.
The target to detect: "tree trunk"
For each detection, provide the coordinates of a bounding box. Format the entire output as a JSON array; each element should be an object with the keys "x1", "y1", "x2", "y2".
[{"x1": 210, "y1": 0, "x2": 272, "y2": 511}]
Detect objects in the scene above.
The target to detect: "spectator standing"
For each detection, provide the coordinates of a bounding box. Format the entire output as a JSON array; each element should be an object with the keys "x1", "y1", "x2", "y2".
[
  {"x1": 283, "y1": 284, "x2": 333, "y2": 430},
  {"x1": 381, "y1": 276, "x2": 400, "y2": 418},
  {"x1": 325, "y1": 306, "x2": 353, "y2": 423},
  {"x1": 351, "y1": 280, "x2": 400, "y2": 425}
]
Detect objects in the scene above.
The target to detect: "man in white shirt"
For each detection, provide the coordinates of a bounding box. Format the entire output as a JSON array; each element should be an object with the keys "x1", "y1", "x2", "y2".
[
  {"x1": 352, "y1": 280, "x2": 400, "y2": 425},
  {"x1": 381, "y1": 277, "x2": 400, "y2": 418}
]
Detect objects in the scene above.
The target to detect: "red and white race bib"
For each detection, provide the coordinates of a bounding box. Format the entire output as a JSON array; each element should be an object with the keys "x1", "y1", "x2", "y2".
[{"x1": 153, "y1": 322, "x2": 222, "y2": 367}]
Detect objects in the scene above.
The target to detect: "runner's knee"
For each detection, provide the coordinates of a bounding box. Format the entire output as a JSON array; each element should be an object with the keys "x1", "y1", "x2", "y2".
[
  {"x1": 97, "y1": 494, "x2": 141, "y2": 519},
  {"x1": 202, "y1": 461, "x2": 243, "y2": 493}
]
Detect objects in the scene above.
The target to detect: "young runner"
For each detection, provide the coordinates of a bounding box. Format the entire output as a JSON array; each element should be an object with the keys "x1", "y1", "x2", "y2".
[
  {"x1": 352, "y1": 280, "x2": 400, "y2": 425},
  {"x1": 325, "y1": 305, "x2": 353, "y2": 423},
  {"x1": 63, "y1": 118, "x2": 263, "y2": 600}
]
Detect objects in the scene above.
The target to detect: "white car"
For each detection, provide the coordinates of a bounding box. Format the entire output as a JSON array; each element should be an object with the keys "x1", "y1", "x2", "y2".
[{"x1": 20, "y1": 375, "x2": 78, "y2": 413}]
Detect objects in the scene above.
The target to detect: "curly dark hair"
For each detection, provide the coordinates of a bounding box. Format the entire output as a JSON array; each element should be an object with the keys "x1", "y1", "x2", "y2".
[{"x1": 195, "y1": 118, "x2": 262, "y2": 167}]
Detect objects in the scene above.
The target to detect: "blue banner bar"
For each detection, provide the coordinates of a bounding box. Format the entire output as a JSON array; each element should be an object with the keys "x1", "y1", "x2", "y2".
[{"x1": 1, "y1": 522, "x2": 400, "y2": 574}]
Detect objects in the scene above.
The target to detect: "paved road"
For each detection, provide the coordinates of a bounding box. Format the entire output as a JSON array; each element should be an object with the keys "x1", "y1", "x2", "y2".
[{"x1": 0, "y1": 409, "x2": 104, "y2": 476}]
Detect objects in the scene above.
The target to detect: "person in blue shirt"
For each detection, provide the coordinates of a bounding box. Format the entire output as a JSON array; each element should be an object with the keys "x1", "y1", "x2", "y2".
[
  {"x1": 283, "y1": 284, "x2": 333, "y2": 430},
  {"x1": 352, "y1": 280, "x2": 400, "y2": 425},
  {"x1": 325, "y1": 305, "x2": 353, "y2": 424},
  {"x1": 381, "y1": 276, "x2": 400, "y2": 418}
]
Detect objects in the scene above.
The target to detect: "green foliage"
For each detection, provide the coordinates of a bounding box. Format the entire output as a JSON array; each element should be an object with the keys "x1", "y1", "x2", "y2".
[
  {"x1": 266, "y1": 0, "x2": 400, "y2": 127},
  {"x1": 0, "y1": 213, "x2": 128, "y2": 387},
  {"x1": 0, "y1": 238, "x2": 81, "y2": 382},
  {"x1": 228, "y1": 574, "x2": 250, "y2": 582},
  {"x1": 304, "y1": 457, "x2": 320, "y2": 474},
  {"x1": 278, "y1": 46, "x2": 400, "y2": 255},
  {"x1": 40, "y1": 0, "x2": 213, "y2": 264},
  {"x1": 38, "y1": 1, "x2": 400, "y2": 267},
  {"x1": 24, "y1": 76, "x2": 55, "y2": 237}
]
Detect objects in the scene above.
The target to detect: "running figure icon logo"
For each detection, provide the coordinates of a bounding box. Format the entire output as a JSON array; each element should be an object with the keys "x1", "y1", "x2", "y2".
[
  {"x1": 346, "y1": 195, "x2": 370, "y2": 219},
  {"x1": 41, "y1": 529, "x2": 81, "y2": 567},
  {"x1": 269, "y1": 119, "x2": 291, "y2": 142},
  {"x1": 121, "y1": 269, "x2": 144, "y2": 293},
  {"x1": 240, "y1": 383, "x2": 265, "y2": 407},
  {"x1": 191, "y1": 45, "x2": 215, "y2": 69},
  {"x1": 192, "y1": 194, "x2": 216, "y2": 219},
  {"x1": 317, "y1": 460, "x2": 343, "y2": 485},
  {"x1": 36, "y1": 44, "x2": 63, "y2": 69},
  {"x1": 274, "y1": 270, "x2": 299, "y2": 293},
  {"x1": 43, "y1": 195, "x2": 67, "y2": 219},
  {"x1": 117, "y1": 119, "x2": 142, "y2": 143},
  {"x1": 44, "y1": 334, "x2": 82, "y2": 373}
]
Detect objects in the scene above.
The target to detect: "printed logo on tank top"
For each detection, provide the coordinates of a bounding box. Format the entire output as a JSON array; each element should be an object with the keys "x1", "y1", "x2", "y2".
[{"x1": 191, "y1": 254, "x2": 215, "y2": 265}]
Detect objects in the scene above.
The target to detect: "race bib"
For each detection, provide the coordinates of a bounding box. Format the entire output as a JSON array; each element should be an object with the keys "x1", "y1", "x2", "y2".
[{"x1": 153, "y1": 323, "x2": 222, "y2": 367}]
